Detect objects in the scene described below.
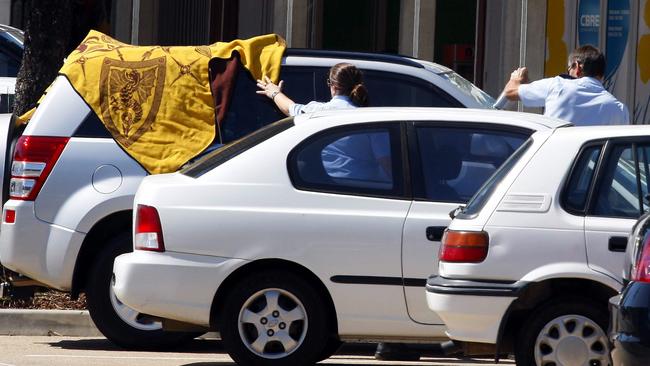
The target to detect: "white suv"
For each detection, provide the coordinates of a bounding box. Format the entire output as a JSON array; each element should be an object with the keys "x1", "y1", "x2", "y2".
[
  {"x1": 0, "y1": 49, "x2": 495, "y2": 349},
  {"x1": 426, "y1": 125, "x2": 650, "y2": 366}
]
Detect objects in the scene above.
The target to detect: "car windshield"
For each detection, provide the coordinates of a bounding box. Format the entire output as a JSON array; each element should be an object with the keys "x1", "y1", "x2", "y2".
[
  {"x1": 0, "y1": 27, "x2": 24, "y2": 48},
  {"x1": 457, "y1": 138, "x2": 533, "y2": 218},
  {"x1": 439, "y1": 71, "x2": 495, "y2": 109}
]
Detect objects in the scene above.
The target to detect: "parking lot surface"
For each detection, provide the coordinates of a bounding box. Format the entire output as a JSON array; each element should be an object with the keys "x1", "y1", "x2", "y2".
[{"x1": 0, "y1": 336, "x2": 514, "y2": 366}]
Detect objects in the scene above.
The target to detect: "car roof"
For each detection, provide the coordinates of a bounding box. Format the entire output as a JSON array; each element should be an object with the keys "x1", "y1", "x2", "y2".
[
  {"x1": 0, "y1": 24, "x2": 23, "y2": 36},
  {"x1": 293, "y1": 107, "x2": 571, "y2": 132},
  {"x1": 552, "y1": 124, "x2": 650, "y2": 140},
  {"x1": 285, "y1": 49, "x2": 426, "y2": 70}
]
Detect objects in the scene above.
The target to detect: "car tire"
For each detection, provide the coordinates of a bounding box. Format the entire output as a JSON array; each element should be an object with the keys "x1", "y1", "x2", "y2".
[
  {"x1": 86, "y1": 231, "x2": 200, "y2": 349},
  {"x1": 220, "y1": 270, "x2": 329, "y2": 366},
  {"x1": 514, "y1": 297, "x2": 610, "y2": 366},
  {"x1": 317, "y1": 337, "x2": 343, "y2": 361}
]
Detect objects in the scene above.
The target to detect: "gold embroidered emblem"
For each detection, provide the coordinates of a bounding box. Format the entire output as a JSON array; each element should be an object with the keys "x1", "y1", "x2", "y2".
[
  {"x1": 99, "y1": 57, "x2": 166, "y2": 147},
  {"x1": 169, "y1": 56, "x2": 201, "y2": 85}
]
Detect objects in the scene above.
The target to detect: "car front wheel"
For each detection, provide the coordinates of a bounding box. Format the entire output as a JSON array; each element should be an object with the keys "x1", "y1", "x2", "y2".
[
  {"x1": 220, "y1": 270, "x2": 329, "y2": 366},
  {"x1": 515, "y1": 297, "x2": 610, "y2": 366}
]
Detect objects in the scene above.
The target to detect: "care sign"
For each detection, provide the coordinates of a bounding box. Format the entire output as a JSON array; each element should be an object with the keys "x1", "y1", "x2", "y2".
[{"x1": 578, "y1": 0, "x2": 601, "y2": 47}]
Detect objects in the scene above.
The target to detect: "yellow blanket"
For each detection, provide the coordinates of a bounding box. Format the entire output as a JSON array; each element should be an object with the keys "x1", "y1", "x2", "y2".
[{"x1": 48, "y1": 30, "x2": 284, "y2": 174}]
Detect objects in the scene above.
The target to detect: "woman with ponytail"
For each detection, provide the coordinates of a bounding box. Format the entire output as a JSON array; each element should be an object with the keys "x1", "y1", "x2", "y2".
[
  {"x1": 257, "y1": 62, "x2": 390, "y2": 183},
  {"x1": 256, "y1": 62, "x2": 368, "y2": 116}
]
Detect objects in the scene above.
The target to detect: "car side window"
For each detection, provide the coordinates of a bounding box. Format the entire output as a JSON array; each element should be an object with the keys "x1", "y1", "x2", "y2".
[
  {"x1": 363, "y1": 70, "x2": 462, "y2": 108},
  {"x1": 564, "y1": 145, "x2": 602, "y2": 213},
  {"x1": 220, "y1": 65, "x2": 466, "y2": 143},
  {"x1": 638, "y1": 145, "x2": 650, "y2": 213},
  {"x1": 287, "y1": 67, "x2": 463, "y2": 108},
  {"x1": 413, "y1": 126, "x2": 527, "y2": 202},
  {"x1": 289, "y1": 123, "x2": 403, "y2": 198},
  {"x1": 593, "y1": 144, "x2": 648, "y2": 218}
]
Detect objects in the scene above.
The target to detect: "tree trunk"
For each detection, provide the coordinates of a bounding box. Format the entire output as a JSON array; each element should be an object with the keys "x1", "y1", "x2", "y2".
[{"x1": 13, "y1": 0, "x2": 73, "y2": 116}]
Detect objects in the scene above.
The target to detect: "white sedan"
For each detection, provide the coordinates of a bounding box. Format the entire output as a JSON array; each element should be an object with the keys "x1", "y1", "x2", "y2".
[{"x1": 112, "y1": 107, "x2": 567, "y2": 365}]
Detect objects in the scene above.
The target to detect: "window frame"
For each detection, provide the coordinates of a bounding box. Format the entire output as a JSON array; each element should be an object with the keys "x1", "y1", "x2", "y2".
[
  {"x1": 287, "y1": 121, "x2": 411, "y2": 200},
  {"x1": 560, "y1": 140, "x2": 607, "y2": 216},
  {"x1": 406, "y1": 121, "x2": 532, "y2": 203},
  {"x1": 561, "y1": 136, "x2": 650, "y2": 219}
]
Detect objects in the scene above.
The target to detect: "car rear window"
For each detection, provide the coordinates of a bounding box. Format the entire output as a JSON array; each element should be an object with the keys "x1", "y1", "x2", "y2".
[
  {"x1": 457, "y1": 138, "x2": 533, "y2": 218},
  {"x1": 181, "y1": 117, "x2": 294, "y2": 178}
]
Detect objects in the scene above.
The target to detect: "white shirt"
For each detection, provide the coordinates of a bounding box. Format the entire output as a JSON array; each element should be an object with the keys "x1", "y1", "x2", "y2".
[
  {"x1": 288, "y1": 95, "x2": 391, "y2": 182},
  {"x1": 518, "y1": 76, "x2": 630, "y2": 125},
  {"x1": 288, "y1": 95, "x2": 356, "y2": 116}
]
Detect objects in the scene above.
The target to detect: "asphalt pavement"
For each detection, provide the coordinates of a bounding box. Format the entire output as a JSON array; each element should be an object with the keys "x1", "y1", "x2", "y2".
[
  {"x1": 0, "y1": 335, "x2": 514, "y2": 366},
  {"x1": 0, "y1": 309, "x2": 514, "y2": 365}
]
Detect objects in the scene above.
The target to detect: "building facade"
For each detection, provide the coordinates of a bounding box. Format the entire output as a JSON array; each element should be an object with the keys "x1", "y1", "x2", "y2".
[{"x1": 4, "y1": 0, "x2": 648, "y2": 123}]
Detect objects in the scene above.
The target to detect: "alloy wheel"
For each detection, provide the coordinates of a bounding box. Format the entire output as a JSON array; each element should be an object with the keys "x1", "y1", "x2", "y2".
[
  {"x1": 534, "y1": 314, "x2": 610, "y2": 366},
  {"x1": 237, "y1": 287, "x2": 308, "y2": 359},
  {"x1": 109, "y1": 283, "x2": 162, "y2": 331}
]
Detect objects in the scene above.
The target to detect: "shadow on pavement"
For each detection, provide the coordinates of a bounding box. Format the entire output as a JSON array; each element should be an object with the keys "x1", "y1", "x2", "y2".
[
  {"x1": 43, "y1": 339, "x2": 513, "y2": 365},
  {"x1": 44, "y1": 338, "x2": 225, "y2": 354}
]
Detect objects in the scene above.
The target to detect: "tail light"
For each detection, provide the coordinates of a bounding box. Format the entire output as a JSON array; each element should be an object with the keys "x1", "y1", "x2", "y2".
[
  {"x1": 9, "y1": 136, "x2": 69, "y2": 201},
  {"x1": 632, "y1": 233, "x2": 650, "y2": 282},
  {"x1": 135, "y1": 204, "x2": 165, "y2": 252},
  {"x1": 439, "y1": 230, "x2": 489, "y2": 263},
  {"x1": 4, "y1": 209, "x2": 15, "y2": 223}
]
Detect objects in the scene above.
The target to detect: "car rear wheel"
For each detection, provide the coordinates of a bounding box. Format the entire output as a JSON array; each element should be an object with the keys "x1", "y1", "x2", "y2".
[
  {"x1": 515, "y1": 297, "x2": 610, "y2": 366},
  {"x1": 220, "y1": 270, "x2": 329, "y2": 366},
  {"x1": 86, "y1": 231, "x2": 200, "y2": 349}
]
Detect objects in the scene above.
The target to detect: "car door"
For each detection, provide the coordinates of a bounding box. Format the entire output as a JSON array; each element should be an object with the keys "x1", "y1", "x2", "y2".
[
  {"x1": 288, "y1": 122, "x2": 416, "y2": 327},
  {"x1": 584, "y1": 140, "x2": 650, "y2": 282},
  {"x1": 402, "y1": 122, "x2": 529, "y2": 324}
]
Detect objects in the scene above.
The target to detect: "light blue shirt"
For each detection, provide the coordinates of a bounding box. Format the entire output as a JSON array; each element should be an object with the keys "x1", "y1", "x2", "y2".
[
  {"x1": 518, "y1": 76, "x2": 630, "y2": 125},
  {"x1": 321, "y1": 132, "x2": 391, "y2": 184},
  {"x1": 288, "y1": 95, "x2": 356, "y2": 116},
  {"x1": 289, "y1": 95, "x2": 391, "y2": 184}
]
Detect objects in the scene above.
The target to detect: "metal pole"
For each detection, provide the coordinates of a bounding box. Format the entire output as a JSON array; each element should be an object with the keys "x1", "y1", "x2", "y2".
[
  {"x1": 518, "y1": 0, "x2": 527, "y2": 112},
  {"x1": 131, "y1": 0, "x2": 140, "y2": 45},
  {"x1": 413, "y1": 0, "x2": 420, "y2": 58},
  {"x1": 286, "y1": 0, "x2": 293, "y2": 47}
]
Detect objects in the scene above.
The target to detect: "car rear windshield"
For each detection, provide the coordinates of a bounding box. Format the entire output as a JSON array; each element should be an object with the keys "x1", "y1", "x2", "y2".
[
  {"x1": 457, "y1": 137, "x2": 533, "y2": 218},
  {"x1": 181, "y1": 117, "x2": 294, "y2": 178}
]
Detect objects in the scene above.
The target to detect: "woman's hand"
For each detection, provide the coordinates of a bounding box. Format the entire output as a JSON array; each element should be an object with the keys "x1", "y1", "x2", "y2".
[{"x1": 256, "y1": 76, "x2": 284, "y2": 99}]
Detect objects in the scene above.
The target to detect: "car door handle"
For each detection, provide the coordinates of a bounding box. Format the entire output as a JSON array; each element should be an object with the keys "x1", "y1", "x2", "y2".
[
  {"x1": 608, "y1": 236, "x2": 627, "y2": 252},
  {"x1": 426, "y1": 226, "x2": 446, "y2": 242}
]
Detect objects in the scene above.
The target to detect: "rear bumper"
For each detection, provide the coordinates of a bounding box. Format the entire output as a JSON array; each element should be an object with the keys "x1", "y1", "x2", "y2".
[
  {"x1": 426, "y1": 276, "x2": 525, "y2": 344},
  {"x1": 112, "y1": 250, "x2": 247, "y2": 327},
  {"x1": 609, "y1": 281, "x2": 650, "y2": 365},
  {"x1": 0, "y1": 201, "x2": 84, "y2": 291}
]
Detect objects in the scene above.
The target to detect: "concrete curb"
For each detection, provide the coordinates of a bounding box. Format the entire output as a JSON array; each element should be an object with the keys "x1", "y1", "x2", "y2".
[{"x1": 0, "y1": 309, "x2": 102, "y2": 336}]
